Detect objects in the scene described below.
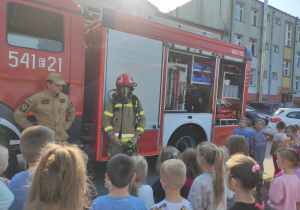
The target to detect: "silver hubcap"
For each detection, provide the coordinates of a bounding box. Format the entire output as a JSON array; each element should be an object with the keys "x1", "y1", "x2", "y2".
[{"x1": 176, "y1": 136, "x2": 196, "y2": 151}]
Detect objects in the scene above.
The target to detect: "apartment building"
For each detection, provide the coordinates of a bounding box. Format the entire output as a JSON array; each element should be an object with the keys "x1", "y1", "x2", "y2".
[{"x1": 170, "y1": 0, "x2": 300, "y2": 106}]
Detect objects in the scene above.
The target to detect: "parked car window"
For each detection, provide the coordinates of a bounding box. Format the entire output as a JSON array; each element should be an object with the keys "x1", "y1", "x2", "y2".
[
  {"x1": 287, "y1": 112, "x2": 300, "y2": 119},
  {"x1": 272, "y1": 109, "x2": 283, "y2": 116}
]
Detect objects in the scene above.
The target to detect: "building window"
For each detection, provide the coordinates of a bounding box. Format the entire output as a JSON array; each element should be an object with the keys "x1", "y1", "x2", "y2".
[
  {"x1": 249, "y1": 38, "x2": 257, "y2": 56},
  {"x1": 285, "y1": 23, "x2": 292, "y2": 47},
  {"x1": 235, "y1": 3, "x2": 243, "y2": 22},
  {"x1": 275, "y1": 18, "x2": 280, "y2": 25},
  {"x1": 298, "y1": 27, "x2": 300, "y2": 41},
  {"x1": 296, "y1": 77, "x2": 300, "y2": 91},
  {"x1": 274, "y1": 45, "x2": 279, "y2": 53},
  {"x1": 297, "y1": 52, "x2": 300, "y2": 67},
  {"x1": 265, "y1": 43, "x2": 269, "y2": 50},
  {"x1": 283, "y1": 61, "x2": 290, "y2": 76},
  {"x1": 6, "y1": 2, "x2": 64, "y2": 52},
  {"x1": 251, "y1": 9, "x2": 258, "y2": 27},
  {"x1": 267, "y1": 14, "x2": 270, "y2": 21},
  {"x1": 250, "y1": 69, "x2": 255, "y2": 86},
  {"x1": 234, "y1": 34, "x2": 243, "y2": 46},
  {"x1": 264, "y1": 70, "x2": 268, "y2": 78},
  {"x1": 272, "y1": 72, "x2": 277, "y2": 80}
]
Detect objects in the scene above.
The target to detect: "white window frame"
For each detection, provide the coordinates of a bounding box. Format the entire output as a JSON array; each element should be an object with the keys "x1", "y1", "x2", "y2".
[
  {"x1": 283, "y1": 61, "x2": 290, "y2": 76},
  {"x1": 274, "y1": 45, "x2": 279, "y2": 53},
  {"x1": 275, "y1": 18, "x2": 280, "y2": 25},
  {"x1": 235, "y1": 3, "x2": 243, "y2": 22},
  {"x1": 250, "y1": 9, "x2": 258, "y2": 27},
  {"x1": 285, "y1": 23, "x2": 292, "y2": 47},
  {"x1": 250, "y1": 68, "x2": 256, "y2": 86},
  {"x1": 249, "y1": 38, "x2": 256, "y2": 56},
  {"x1": 272, "y1": 72, "x2": 277, "y2": 80},
  {"x1": 234, "y1": 34, "x2": 243, "y2": 46},
  {"x1": 297, "y1": 52, "x2": 300, "y2": 67},
  {"x1": 267, "y1": 14, "x2": 270, "y2": 21},
  {"x1": 296, "y1": 77, "x2": 300, "y2": 91}
]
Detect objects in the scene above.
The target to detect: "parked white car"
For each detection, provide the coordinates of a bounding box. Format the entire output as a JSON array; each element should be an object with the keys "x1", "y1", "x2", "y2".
[{"x1": 266, "y1": 108, "x2": 300, "y2": 134}]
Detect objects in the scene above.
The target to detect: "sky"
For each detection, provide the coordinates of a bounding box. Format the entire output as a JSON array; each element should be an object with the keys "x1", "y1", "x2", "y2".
[{"x1": 148, "y1": 0, "x2": 300, "y2": 17}]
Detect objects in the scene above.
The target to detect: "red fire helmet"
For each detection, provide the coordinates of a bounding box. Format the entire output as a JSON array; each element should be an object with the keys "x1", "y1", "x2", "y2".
[{"x1": 116, "y1": 73, "x2": 134, "y2": 87}]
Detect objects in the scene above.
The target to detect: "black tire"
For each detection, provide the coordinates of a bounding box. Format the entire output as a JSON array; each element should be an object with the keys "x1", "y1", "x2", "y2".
[
  {"x1": 0, "y1": 125, "x2": 19, "y2": 179},
  {"x1": 167, "y1": 125, "x2": 206, "y2": 152}
]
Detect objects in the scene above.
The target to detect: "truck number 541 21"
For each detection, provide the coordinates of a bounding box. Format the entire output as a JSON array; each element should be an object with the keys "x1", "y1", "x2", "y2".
[{"x1": 8, "y1": 51, "x2": 62, "y2": 72}]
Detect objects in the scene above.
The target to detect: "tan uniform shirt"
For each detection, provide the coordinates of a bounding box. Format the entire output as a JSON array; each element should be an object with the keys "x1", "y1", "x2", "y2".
[
  {"x1": 14, "y1": 89, "x2": 76, "y2": 143},
  {"x1": 102, "y1": 97, "x2": 146, "y2": 142}
]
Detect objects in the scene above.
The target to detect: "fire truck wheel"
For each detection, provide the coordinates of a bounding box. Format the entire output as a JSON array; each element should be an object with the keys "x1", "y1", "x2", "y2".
[
  {"x1": 168, "y1": 125, "x2": 206, "y2": 153},
  {"x1": 0, "y1": 125, "x2": 19, "y2": 179}
]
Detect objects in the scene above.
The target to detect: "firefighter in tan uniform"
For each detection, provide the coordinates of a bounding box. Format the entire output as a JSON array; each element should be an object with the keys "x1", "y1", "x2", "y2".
[
  {"x1": 14, "y1": 73, "x2": 76, "y2": 144},
  {"x1": 102, "y1": 73, "x2": 146, "y2": 158}
]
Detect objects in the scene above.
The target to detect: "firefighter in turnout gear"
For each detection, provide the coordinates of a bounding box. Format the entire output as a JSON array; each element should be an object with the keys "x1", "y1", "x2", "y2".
[
  {"x1": 14, "y1": 73, "x2": 76, "y2": 144},
  {"x1": 102, "y1": 73, "x2": 146, "y2": 158}
]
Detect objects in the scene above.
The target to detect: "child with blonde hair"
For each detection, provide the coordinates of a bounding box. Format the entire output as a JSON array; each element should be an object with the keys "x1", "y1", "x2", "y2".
[
  {"x1": 181, "y1": 148, "x2": 202, "y2": 199},
  {"x1": 269, "y1": 121, "x2": 288, "y2": 177},
  {"x1": 284, "y1": 125, "x2": 299, "y2": 148},
  {"x1": 129, "y1": 155, "x2": 154, "y2": 209},
  {"x1": 150, "y1": 159, "x2": 193, "y2": 210},
  {"x1": 288, "y1": 142, "x2": 300, "y2": 179},
  {"x1": 152, "y1": 146, "x2": 181, "y2": 203},
  {"x1": 226, "y1": 154, "x2": 264, "y2": 210},
  {"x1": 0, "y1": 145, "x2": 14, "y2": 210},
  {"x1": 268, "y1": 148, "x2": 300, "y2": 210},
  {"x1": 188, "y1": 142, "x2": 226, "y2": 210},
  {"x1": 252, "y1": 118, "x2": 274, "y2": 172},
  {"x1": 25, "y1": 143, "x2": 93, "y2": 210},
  {"x1": 232, "y1": 117, "x2": 254, "y2": 156},
  {"x1": 8, "y1": 126, "x2": 55, "y2": 210}
]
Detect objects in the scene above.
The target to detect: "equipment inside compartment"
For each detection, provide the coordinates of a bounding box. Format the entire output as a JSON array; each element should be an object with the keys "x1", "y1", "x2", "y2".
[{"x1": 165, "y1": 49, "x2": 246, "y2": 125}]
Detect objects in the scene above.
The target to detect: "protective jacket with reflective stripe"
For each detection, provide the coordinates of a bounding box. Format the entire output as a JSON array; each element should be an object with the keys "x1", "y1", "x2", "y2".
[{"x1": 102, "y1": 97, "x2": 146, "y2": 141}]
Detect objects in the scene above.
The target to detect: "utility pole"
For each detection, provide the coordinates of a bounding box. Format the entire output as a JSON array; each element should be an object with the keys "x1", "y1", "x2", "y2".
[{"x1": 259, "y1": 0, "x2": 268, "y2": 102}]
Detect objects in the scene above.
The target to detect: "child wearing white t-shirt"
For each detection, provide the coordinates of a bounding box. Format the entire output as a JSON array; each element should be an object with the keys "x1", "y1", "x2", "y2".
[{"x1": 150, "y1": 159, "x2": 193, "y2": 210}]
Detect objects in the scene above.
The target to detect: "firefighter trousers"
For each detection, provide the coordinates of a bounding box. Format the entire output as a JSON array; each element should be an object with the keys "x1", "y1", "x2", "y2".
[{"x1": 107, "y1": 140, "x2": 137, "y2": 158}]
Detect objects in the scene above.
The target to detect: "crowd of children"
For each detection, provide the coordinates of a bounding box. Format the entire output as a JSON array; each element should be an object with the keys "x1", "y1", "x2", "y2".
[{"x1": 1, "y1": 116, "x2": 300, "y2": 210}]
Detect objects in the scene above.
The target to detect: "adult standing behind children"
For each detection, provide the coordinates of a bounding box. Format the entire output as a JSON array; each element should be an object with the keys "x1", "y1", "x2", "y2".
[
  {"x1": 14, "y1": 73, "x2": 76, "y2": 144},
  {"x1": 269, "y1": 121, "x2": 288, "y2": 177},
  {"x1": 90, "y1": 154, "x2": 147, "y2": 210},
  {"x1": 8, "y1": 126, "x2": 55, "y2": 210},
  {"x1": 150, "y1": 159, "x2": 193, "y2": 210},
  {"x1": 232, "y1": 117, "x2": 254, "y2": 156},
  {"x1": 252, "y1": 119, "x2": 274, "y2": 172},
  {"x1": 284, "y1": 125, "x2": 299, "y2": 148}
]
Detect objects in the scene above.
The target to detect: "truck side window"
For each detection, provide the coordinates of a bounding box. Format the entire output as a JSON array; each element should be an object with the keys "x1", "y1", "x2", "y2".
[{"x1": 6, "y1": 2, "x2": 64, "y2": 53}]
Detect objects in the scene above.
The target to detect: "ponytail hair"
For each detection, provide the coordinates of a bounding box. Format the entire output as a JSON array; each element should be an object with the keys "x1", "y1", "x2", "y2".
[
  {"x1": 129, "y1": 155, "x2": 148, "y2": 197},
  {"x1": 278, "y1": 148, "x2": 300, "y2": 168},
  {"x1": 156, "y1": 146, "x2": 181, "y2": 172},
  {"x1": 197, "y1": 142, "x2": 225, "y2": 206},
  {"x1": 226, "y1": 154, "x2": 263, "y2": 209}
]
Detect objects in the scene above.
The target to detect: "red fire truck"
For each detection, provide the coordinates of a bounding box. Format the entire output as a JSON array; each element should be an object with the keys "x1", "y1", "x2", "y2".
[{"x1": 0, "y1": 0, "x2": 252, "y2": 175}]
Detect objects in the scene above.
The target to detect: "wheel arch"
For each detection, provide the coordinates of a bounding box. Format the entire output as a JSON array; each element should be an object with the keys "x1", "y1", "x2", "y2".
[{"x1": 163, "y1": 123, "x2": 207, "y2": 148}]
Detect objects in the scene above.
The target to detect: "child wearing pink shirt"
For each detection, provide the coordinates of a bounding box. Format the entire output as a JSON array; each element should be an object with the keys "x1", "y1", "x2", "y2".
[{"x1": 268, "y1": 148, "x2": 300, "y2": 210}]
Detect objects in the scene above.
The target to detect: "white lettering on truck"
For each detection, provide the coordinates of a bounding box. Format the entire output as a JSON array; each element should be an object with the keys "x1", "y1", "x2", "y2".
[{"x1": 9, "y1": 51, "x2": 62, "y2": 72}]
